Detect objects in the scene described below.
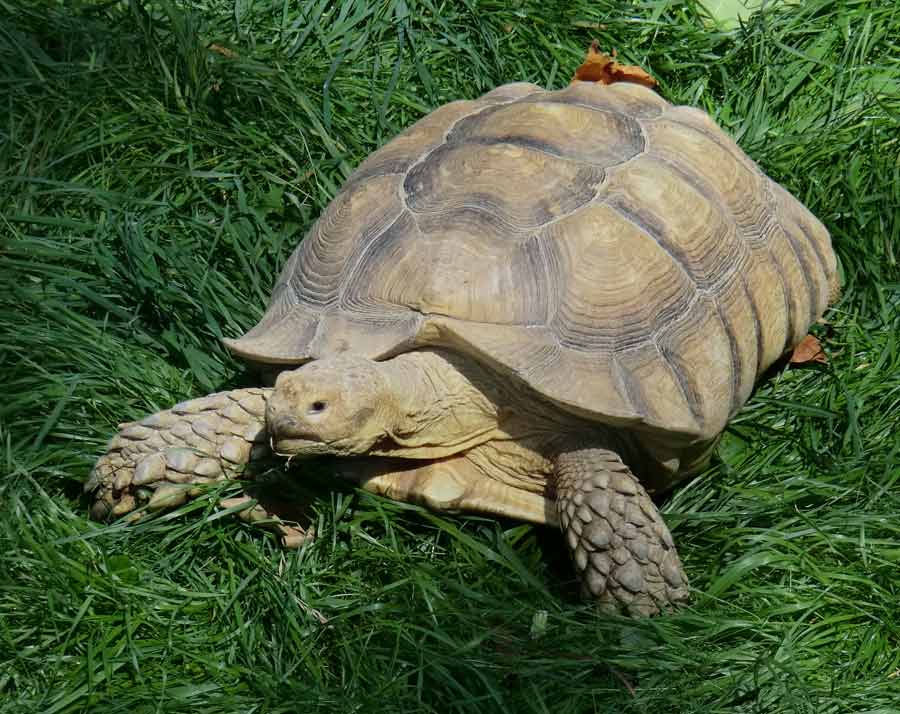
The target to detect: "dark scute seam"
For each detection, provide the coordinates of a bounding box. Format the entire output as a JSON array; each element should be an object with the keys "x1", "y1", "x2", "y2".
[
  {"x1": 653, "y1": 114, "x2": 799, "y2": 348},
  {"x1": 775, "y1": 187, "x2": 830, "y2": 315},
  {"x1": 445, "y1": 104, "x2": 509, "y2": 144},
  {"x1": 791, "y1": 209, "x2": 831, "y2": 284},
  {"x1": 648, "y1": 153, "x2": 727, "y2": 220},
  {"x1": 344, "y1": 165, "x2": 407, "y2": 191},
  {"x1": 518, "y1": 234, "x2": 554, "y2": 326},
  {"x1": 607, "y1": 199, "x2": 699, "y2": 289},
  {"x1": 714, "y1": 301, "x2": 742, "y2": 416},
  {"x1": 797, "y1": 231, "x2": 832, "y2": 311},
  {"x1": 533, "y1": 233, "x2": 561, "y2": 326},
  {"x1": 338, "y1": 211, "x2": 412, "y2": 311},
  {"x1": 610, "y1": 353, "x2": 648, "y2": 419},
  {"x1": 655, "y1": 112, "x2": 753, "y2": 172},
  {"x1": 757, "y1": 183, "x2": 795, "y2": 352},
  {"x1": 772, "y1": 255, "x2": 795, "y2": 355},
  {"x1": 658, "y1": 342, "x2": 705, "y2": 426},
  {"x1": 781, "y1": 227, "x2": 819, "y2": 327},
  {"x1": 738, "y1": 272, "x2": 765, "y2": 378},
  {"x1": 772, "y1": 190, "x2": 819, "y2": 327},
  {"x1": 646, "y1": 152, "x2": 754, "y2": 292},
  {"x1": 400, "y1": 99, "x2": 527, "y2": 210}
]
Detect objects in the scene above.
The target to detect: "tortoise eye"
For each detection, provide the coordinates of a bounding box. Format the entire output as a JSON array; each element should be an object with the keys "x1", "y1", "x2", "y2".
[{"x1": 309, "y1": 401, "x2": 327, "y2": 414}]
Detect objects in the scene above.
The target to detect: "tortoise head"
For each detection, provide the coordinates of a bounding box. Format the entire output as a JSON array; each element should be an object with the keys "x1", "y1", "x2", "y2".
[{"x1": 266, "y1": 355, "x2": 396, "y2": 457}]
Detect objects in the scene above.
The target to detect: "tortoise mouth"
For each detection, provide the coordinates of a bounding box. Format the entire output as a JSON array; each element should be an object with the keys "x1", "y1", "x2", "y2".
[
  {"x1": 268, "y1": 413, "x2": 331, "y2": 456},
  {"x1": 271, "y1": 436, "x2": 332, "y2": 457}
]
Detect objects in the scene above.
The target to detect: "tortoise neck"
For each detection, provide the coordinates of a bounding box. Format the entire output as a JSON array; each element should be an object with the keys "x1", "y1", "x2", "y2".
[{"x1": 375, "y1": 349, "x2": 504, "y2": 458}]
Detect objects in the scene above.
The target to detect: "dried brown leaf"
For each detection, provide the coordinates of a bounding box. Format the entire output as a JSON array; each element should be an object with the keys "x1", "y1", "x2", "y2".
[
  {"x1": 208, "y1": 43, "x2": 238, "y2": 59},
  {"x1": 571, "y1": 41, "x2": 657, "y2": 89},
  {"x1": 789, "y1": 334, "x2": 827, "y2": 365}
]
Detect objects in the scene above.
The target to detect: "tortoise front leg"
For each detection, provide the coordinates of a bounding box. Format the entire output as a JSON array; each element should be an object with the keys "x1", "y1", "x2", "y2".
[
  {"x1": 86, "y1": 389, "x2": 272, "y2": 519},
  {"x1": 339, "y1": 455, "x2": 556, "y2": 525},
  {"x1": 554, "y1": 446, "x2": 689, "y2": 616}
]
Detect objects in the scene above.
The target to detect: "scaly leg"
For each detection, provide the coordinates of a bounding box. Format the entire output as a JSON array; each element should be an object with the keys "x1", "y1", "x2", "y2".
[
  {"x1": 85, "y1": 389, "x2": 300, "y2": 533},
  {"x1": 554, "y1": 446, "x2": 689, "y2": 616},
  {"x1": 87, "y1": 388, "x2": 310, "y2": 544}
]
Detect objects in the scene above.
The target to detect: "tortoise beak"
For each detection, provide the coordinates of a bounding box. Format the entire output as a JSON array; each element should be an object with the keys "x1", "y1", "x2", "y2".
[
  {"x1": 269, "y1": 413, "x2": 314, "y2": 440},
  {"x1": 266, "y1": 392, "x2": 326, "y2": 455},
  {"x1": 270, "y1": 436, "x2": 331, "y2": 457},
  {"x1": 268, "y1": 420, "x2": 330, "y2": 457}
]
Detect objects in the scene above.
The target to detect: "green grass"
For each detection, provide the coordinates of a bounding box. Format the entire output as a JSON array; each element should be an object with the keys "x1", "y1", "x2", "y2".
[{"x1": 1, "y1": 0, "x2": 899, "y2": 711}]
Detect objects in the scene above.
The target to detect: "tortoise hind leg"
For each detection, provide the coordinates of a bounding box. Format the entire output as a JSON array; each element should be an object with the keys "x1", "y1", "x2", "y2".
[
  {"x1": 554, "y1": 446, "x2": 689, "y2": 616},
  {"x1": 340, "y1": 455, "x2": 556, "y2": 526}
]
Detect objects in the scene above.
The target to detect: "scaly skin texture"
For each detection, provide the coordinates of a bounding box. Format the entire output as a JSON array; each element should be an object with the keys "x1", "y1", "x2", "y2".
[
  {"x1": 555, "y1": 446, "x2": 689, "y2": 616},
  {"x1": 86, "y1": 389, "x2": 272, "y2": 518}
]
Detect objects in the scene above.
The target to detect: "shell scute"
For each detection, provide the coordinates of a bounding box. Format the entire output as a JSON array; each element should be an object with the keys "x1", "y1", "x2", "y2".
[{"x1": 545, "y1": 202, "x2": 696, "y2": 351}]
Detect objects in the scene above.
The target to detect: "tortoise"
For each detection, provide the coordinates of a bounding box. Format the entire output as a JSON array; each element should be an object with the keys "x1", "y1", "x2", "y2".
[{"x1": 86, "y1": 75, "x2": 839, "y2": 616}]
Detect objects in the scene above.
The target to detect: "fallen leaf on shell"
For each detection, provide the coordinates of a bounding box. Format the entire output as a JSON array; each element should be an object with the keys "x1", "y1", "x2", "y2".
[{"x1": 572, "y1": 40, "x2": 657, "y2": 88}]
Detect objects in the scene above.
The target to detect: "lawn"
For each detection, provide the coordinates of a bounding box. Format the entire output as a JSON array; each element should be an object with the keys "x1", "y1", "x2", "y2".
[{"x1": 1, "y1": 0, "x2": 899, "y2": 712}]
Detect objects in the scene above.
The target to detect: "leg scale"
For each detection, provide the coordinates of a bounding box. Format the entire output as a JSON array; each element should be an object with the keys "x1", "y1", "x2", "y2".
[{"x1": 555, "y1": 447, "x2": 689, "y2": 616}]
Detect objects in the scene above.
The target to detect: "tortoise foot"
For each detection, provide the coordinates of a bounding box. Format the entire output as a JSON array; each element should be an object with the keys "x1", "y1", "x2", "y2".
[
  {"x1": 555, "y1": 446, "x2": 689, "y2": 616},
  {"x1": 86, "y1": 389, "x2": 271, "y2": 520}
]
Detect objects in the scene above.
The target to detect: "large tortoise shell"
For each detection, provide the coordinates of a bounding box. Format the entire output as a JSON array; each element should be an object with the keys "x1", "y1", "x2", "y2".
[{"x1": 225, "y1": 81, "x2": 838, "y2": 442}]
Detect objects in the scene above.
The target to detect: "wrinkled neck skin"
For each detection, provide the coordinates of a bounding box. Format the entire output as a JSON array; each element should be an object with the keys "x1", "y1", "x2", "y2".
[{"x1": 372, "y1": 349, "x2": 586, "y2": 460}]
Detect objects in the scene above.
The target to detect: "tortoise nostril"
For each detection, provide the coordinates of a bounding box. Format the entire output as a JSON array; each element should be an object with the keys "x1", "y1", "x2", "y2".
[
  {"x1": 272, "y1": 415, "x2": 300, "y2": 436},
  {"x1": 309, "y1": 401, "x2": 327, "y2": 414},
  {"x1": 270, "y1": 414, "x2": 323, "y2": 444}
]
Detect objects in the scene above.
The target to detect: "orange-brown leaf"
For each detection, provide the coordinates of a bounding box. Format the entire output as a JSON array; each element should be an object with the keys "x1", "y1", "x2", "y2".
[
  {"x1": 208, "y1": 43, "x2": 238, "y2": 59},
  {"x1": 789, "y1": 334, "x2": 827, "y2": 365},
  {"x1": 572, "y1": 41, "x2": 657, "y2": 88}
]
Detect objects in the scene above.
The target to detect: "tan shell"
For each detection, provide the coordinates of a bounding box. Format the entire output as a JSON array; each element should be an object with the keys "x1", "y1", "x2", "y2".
[{"x1": 225, "y1": 81, "x2": 839, "y2": 442}]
